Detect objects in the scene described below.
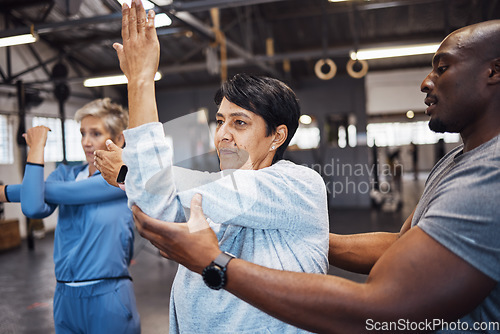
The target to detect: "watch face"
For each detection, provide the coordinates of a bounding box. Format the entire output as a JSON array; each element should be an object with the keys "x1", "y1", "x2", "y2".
[{"x1": 202, "y1": 266, "x2": 225, "y2": 290}]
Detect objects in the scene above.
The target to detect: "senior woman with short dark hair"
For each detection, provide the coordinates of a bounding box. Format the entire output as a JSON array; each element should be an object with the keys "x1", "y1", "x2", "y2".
[{"x1": 111, "y1": 1, "x2": 329, "y2": 333}]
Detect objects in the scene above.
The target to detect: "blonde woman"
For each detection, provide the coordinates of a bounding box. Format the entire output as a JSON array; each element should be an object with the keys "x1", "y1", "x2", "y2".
[{"x1": 1, "y1": 98, "x2": 140, "y2": 334}]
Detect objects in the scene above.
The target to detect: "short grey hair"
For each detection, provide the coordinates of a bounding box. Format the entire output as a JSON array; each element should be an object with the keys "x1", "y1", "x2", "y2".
[{"x1": 74, "y1": 98, "x2": 128, "y2": 138}]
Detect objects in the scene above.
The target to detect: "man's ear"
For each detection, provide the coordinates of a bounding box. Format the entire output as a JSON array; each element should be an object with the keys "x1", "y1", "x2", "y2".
[
  {"x1": 487, "y1": 58, "x2": 500, "y2": 84},
  {"x1": 272, "y1": 125, "x2": 288, "y2": 149}
]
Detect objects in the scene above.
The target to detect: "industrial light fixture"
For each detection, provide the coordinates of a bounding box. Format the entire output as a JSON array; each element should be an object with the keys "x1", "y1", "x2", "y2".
[
  {"x1": 350, "y1": 43, "x2": 440, "y2": 60},
  {"x1": 155, "y1": 13, "x2": 172, "y2": 28},
  {"x1": 83, "y1": 72, "x2": 162, "y2": 87},
  {"x1": 0, "y1": 26, "x2": 38, "y2": 48},
  {"x1": 299, "y1": 115, "x2": 313, "y2": 125}
]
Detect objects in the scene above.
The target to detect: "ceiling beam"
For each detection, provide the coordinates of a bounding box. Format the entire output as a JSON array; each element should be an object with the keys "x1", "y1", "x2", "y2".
[
  {"x1": 156, "y1": 39, "x2": 437, "y2": 76},
  {"x1": 17, "y1": 34, "x2": 439, "y2": 86},
  {"x1": 0, "y1": 0, "x2": 54, "y2": 12},
  {"x1": 0, "y1": 0, "x2": 291, "y2": 38},
  {"x1": 158, "y1": 0, "x2": 291, "y2": 13},
  {"x1": 172, "y1": 11, "x2": 281, "y2": 78}
]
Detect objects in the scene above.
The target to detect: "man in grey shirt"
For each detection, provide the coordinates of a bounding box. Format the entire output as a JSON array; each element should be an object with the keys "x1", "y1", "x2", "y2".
[{"x1": 133, "y1": 17, "x2": 500, "y2": 334}]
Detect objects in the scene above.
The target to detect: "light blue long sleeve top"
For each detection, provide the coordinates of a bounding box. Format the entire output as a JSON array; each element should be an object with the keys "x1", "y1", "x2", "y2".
[
  {"x1": 6, "y1": 163, "x2": 134, "y2": 282},
  {"x1": 123, "y1": 122, "x2": 329, "y2": 333}
]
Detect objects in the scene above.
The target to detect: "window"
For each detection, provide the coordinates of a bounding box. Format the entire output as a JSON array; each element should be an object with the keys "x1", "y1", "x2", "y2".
[
  {"x1": 290, "y1": 126, "x2": 321, "y2": 150},
  {"x1": 64, "y1": 119, "x2": 86, "y2": 162},
  {"x1": 32, "y1": 117, "x2": 85, "y2": 162},
  {"x1": 325, "y1": 114, "x2": 358, "y2": 148},
  {"x1": 366, "y1": 121, "x2": 460, "y2": 147},
  {"x1": 289, "y1": 115, "x2": 320, "y2": 150},
  {"x1": 337, "y1": 126, "x2": 347, "y2": 148},
  {"x1": 0, "y1": 115, "x2": 14, "y2": 164}
]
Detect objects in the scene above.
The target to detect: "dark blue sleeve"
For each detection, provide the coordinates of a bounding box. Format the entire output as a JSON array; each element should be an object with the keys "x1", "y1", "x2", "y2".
[{"x1": 21, "y1": 164, "x2": 57, "y2": 219}]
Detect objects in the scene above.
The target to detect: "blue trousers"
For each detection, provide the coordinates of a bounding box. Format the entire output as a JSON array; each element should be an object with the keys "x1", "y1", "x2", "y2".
[{"x1": 53, "y1": 279, "x2": 140, "y2": 334}]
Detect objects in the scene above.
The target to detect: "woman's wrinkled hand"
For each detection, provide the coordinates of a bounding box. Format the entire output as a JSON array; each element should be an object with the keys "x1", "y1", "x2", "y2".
[{"x1": 94, "y1": 139, "x2": 124, "y2": 188}]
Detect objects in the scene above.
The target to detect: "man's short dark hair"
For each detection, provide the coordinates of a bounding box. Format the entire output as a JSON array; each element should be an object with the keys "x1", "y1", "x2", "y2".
[{"x1": 214, "y1": 74, "x2": 301, "y2": 164}]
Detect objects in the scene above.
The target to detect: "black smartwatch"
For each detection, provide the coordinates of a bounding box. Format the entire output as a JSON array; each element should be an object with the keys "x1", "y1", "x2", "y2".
[
  {"x1": 202, "y1": 251, "x2": 235, "y2": 290},
  {"x1": 116, "y1": 165, "x2": 128, "y2": 184}
]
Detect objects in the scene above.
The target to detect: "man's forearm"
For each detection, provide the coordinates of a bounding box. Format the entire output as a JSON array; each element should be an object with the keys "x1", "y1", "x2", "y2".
[
  {"x1": 329, "y1": 232, "x2": 399, "y2": 274},
  {"x1": 329, "y1": 209, "x2": 414, "y2": 274},
  {"x1": 222, "y1": 227, "x2": 494, "y2": 334},
  {"x1": 224, "y1": 258, "x2": 370, "y2": 333}
]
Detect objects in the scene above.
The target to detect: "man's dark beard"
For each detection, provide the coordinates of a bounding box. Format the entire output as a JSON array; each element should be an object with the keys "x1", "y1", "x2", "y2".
[{"x1": 428, "y1": 118, "x2": 448, "y2": 133}]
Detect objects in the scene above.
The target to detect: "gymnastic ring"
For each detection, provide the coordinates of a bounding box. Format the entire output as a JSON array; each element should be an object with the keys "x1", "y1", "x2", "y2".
[
  {"x1": 346, "y1": 59, "x2": 369, "y2": 79},
  {"x1": 314, "y1": 58, "x2": 337, "y2": 80}
]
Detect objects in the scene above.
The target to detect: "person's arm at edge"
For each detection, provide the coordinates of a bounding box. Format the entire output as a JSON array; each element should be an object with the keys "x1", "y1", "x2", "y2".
[
  {"x1": 328, "y1": 207, "x2": 415, "y2": 274},
  {"x1": 114, "y1": 0, "x2": 159, "y2": 129},
  {"x1": 0, "y1": 184, "x2": 8, "y2": 202}
]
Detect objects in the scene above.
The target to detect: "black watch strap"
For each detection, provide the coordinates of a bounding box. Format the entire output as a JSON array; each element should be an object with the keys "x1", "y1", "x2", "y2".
[
  {"x1": 213, "y1": 251, "x2": 235, "y2": 269},
  {"x1": 116, "y1": 165, "x2": 128, "y2": 184}
]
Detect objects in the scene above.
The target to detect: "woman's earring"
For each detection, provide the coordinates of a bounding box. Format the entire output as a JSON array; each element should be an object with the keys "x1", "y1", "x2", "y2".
[{"x1": 271, "y1": 145, "x2": 276, "y2": 150}]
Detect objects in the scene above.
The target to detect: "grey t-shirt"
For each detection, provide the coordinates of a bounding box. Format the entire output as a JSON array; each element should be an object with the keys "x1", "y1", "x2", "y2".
[{"x1": 412, "y1": 134, "x2": 500, "y2": 333}]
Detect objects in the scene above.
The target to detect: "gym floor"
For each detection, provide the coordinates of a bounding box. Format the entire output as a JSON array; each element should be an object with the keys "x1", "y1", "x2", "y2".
[{"x1": 0, "y1": 174, "x2": 424, "y2": 334}]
